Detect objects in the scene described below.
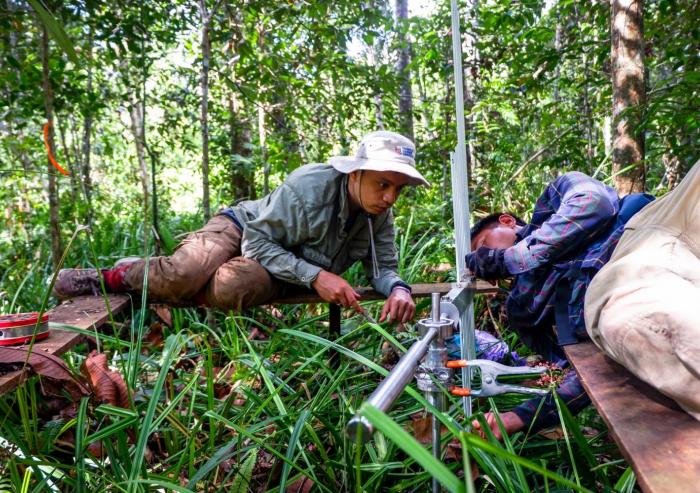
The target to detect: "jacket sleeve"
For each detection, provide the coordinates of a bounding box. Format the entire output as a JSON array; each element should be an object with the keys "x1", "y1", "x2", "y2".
[
  {"x1": 241, "y1": 183, "x2": 322, "y2": 288},
  {"x1": 504, "y1": 173, "x2": 618, "y2": 275},
  {"x1": 363, "y1": 212, "x2": 406, "y2": 297}
]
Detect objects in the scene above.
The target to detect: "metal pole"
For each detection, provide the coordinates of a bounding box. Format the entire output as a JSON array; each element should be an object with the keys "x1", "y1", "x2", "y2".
[
  {"x1": 428, "y1": 293, "x2": 444, "y2": 493},
  {"x1": 449, "y1": 0, "x2": 476, "y2": 420},
  {"x1": 346, "y1": 326, "x2": 439, "y2": 443}
]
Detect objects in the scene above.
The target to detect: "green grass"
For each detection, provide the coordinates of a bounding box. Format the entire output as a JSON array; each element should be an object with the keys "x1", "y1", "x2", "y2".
[{"x1": 0, "y1": 214, "x2": 638, "y2": 492}]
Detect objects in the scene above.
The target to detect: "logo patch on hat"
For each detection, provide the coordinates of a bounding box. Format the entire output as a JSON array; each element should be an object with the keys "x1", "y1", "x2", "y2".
[{"x1": 395, "y1": 146, "x2": 415, "y2": 158}]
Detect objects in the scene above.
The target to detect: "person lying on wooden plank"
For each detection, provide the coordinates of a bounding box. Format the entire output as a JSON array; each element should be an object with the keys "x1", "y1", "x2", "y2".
[
  {"x1": 585, "y1": 159, "x2": 700, "y2": 423},
  {"x1": 465, "y1": 171, "x2": 654, "y2": 439},
  {"x1": 53, "y1": 131, "x2": 427, "y2": 324}
]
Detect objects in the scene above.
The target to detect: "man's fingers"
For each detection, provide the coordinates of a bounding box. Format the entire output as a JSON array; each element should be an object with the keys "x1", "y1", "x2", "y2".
[
  {"x1": 350, "y1": 298, "x2": 363, "y2": 313},
  {"x1": 379, "y1": 303, "x2": 389, "y2": 322}
]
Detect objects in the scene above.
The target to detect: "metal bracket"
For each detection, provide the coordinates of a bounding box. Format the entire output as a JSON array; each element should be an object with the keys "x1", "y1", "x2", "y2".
[{"x1": 449, "y1": 359, "x2": 549, "y2": 397}]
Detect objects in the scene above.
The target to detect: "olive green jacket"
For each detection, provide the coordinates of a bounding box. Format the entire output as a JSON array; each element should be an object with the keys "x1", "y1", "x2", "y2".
[{"x1": 230, "y1": 164, "x2": 405, "y2": 296}]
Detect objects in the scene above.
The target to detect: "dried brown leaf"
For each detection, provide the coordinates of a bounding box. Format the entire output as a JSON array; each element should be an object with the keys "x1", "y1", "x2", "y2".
[
  {"x1": 411, "y1": 416, "x2": 433, "y2": 445},
  {"x1": 538, "y1": 426, "x2": 565, "y2": 440},
  {"x1": 82, "y1": 351, "x2": 130, "y2": 408},
  {"x1": 143, "y1": 322, "x2": 165, "y2": 349},
  {"x1": 286, "y1": 476, "x2": 314, "y2": 493},
  {"x1": 151, "y1": 304, "x2": 173, "y2": 327},
  {"x1": 0, "y1": 347, "x2": 87, "y2": 392}
]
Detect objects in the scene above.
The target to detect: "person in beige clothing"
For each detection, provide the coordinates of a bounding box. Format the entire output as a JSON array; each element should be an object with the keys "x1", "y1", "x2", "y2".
[{"x1": 585, "y1": 160, "x2": 700, "y2": 421}]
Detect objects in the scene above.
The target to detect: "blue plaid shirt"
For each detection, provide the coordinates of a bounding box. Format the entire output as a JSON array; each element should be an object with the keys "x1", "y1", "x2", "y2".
[{"x1": 502, "y1": 172, "x2": 653, "y2": 430}]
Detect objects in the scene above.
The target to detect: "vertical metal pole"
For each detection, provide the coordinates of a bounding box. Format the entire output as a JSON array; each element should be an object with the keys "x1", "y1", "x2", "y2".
[
  {"x1": 449, "y1": 0, "x2": 476, "y2": 419},
  {"x1": 429, "y1": 293, "x2": 444, "y2": 493}
]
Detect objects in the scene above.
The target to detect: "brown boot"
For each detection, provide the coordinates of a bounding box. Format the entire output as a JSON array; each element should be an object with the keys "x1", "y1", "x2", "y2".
[{"x1": 53, "y1": 269, "x2": 101, "y2": 300}]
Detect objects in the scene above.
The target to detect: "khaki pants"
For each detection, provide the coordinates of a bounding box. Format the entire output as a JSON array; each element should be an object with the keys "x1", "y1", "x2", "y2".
[
  {"x1": 124, "y1": 215, "x2": 282, "y2": 311},
  {"x1": 585, "y1": 160, "x2": 700, "y2": 420}
]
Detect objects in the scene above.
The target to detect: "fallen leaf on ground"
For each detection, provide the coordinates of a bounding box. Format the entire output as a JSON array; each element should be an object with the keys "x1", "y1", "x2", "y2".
[
  {"x1": 82, "y1": 351, "x2": 130, "y2": 408},
  {"x1": 286, "y1": 476, "x2": 313, "y2": 493},
  {"x1": 143, "y1": 322, "x2": 165, "y2": 349},
  {"x1": 151, "y1": 304, "x2": 173, "y2": 327},
  {"x1": 538, "y1": 426, "x2": 565, "y2": 440},
  {"x1": 0, "y1": 347, "x2": 88, "y2": 392}
]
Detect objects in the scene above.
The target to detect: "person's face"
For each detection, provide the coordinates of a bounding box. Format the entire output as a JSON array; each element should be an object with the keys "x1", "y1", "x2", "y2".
[
  {"x1": 471, "y1": 214, "x2": 519, "y2": 250},
  {"x1": 348, "y1": 170, "x2": 412, "y2": 215}
]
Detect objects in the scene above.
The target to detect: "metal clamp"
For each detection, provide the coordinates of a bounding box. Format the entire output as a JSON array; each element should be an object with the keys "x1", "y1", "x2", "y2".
[{"x1": 447, "y1": 359, "x2": 549, "y2": 397}]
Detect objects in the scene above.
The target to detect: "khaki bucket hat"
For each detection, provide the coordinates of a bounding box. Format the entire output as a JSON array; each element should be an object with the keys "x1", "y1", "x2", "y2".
[{"x1": 329, "y1": 131, "x2": 429, "y2": 186}]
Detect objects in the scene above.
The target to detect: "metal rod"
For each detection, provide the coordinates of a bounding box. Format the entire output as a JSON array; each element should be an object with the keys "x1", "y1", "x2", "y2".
[
  {"x1": 346, "y1": 326, "x2": 439, "y2": 443},
  {"x1": 428, "y1": 293, "x2": 445, "y2": 493},
  {"x1": 431, "y1": 292, "x2": 441, "y2": 322},
  {"x1": 429, "y1": 392, "x2": 446, "y2": 493},
  {"x1": 449, "y1": 0, "x2": 476, "y2": 420}
]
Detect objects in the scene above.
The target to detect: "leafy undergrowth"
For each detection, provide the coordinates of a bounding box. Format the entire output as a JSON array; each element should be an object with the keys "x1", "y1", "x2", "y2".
[{"x1": 0, "y1": 301, "x2": 639, "y2": 493}]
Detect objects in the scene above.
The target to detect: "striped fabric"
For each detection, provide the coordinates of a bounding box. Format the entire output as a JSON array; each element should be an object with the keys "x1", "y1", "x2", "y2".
[{"x1": 503, "y1": 172, "x2": 622, "y2": 431}]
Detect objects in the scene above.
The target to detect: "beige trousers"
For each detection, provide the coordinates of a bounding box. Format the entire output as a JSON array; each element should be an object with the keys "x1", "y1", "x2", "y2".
[
  {"x1": 585, "y1": 160, "x2": 700, "y2": 420},
  {"x1": 123, "y1": 215, "x2": 282, "y2": 311}
]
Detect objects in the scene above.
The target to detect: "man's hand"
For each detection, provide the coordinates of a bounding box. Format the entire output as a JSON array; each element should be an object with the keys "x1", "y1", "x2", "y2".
[
  {"x1": 380, "y1": 287, "x2": 415, "y2": 323},
  {"x1": 471, "y1": 411, "x2": 525, "y2": 441},
  {"x1": 465, "y1": 247, "x2": 510, "y2": 280},
  {"x1": 312, "y1": 270, "x2": 362, "y2": 311}
]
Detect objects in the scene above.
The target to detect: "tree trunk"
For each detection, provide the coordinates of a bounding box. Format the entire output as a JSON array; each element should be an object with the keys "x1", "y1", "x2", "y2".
[
  {"x1": 225, "y1": 5, "x2": 255, "y2": 200},
  {"x1": 395, "y1": 0, "x2": 414, "y2": 141},
  {"x1": 229, "y1": 93, "x2": 254, "y2": 200},
  {"x1": 128, "y1": 99, "x2": 150, "y2": 240},
  {"x1": 259, "y1": 105, "x2": 270, "y2": 195},
  {"x1": 369, "y1": 0, "x2": 388, "y2": 130},
  {"x1": 611, "y1": 0, "x2": 646, "y2": 194},
  {"x1": 41, "y1": 26, "x2": 62, "y2": 270},
  {"x1": 199, "y1": 1, "x2": 212, "y2": 220},
  {"x1": 82, "y1": 31, "x2": 94, "y2": 226},
  {"x1": 463, "y1": 0, "x2": 480, "y2": 172}
]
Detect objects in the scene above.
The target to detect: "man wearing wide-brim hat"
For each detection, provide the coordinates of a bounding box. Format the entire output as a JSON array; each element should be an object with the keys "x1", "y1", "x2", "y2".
[{"x1": 55, "y1": 131, "x2": 429, "y2": 323}]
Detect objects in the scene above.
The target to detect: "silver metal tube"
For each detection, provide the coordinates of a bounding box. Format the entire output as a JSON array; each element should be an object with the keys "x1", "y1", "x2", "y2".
[
  {"x1": 431, "y1": 293, "x2": 441, "y2": 322},
  {"x1": 347, "y1": 326, "x2": 439, "y2": 443},
  {"x1": 450, "y1": 0, "x2": 476, "y2": 420},
  {"x1": 428, "y1": 392, "x2": 446, "y2": 493}
]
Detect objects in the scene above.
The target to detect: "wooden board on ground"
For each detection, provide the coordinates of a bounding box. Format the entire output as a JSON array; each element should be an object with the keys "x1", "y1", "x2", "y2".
[
  {"x1": 0, "y1": 294, "x2": 131, "y2": 395},
  {"x1": 564, "y1": 342, "x2": 700, "y2": 493}
]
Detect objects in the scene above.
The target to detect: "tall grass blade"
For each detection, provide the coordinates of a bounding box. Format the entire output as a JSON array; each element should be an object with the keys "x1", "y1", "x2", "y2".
[
  {"x1": 127, "y1": 333, "x2": 190, "y2": 493},
  {"x1": 74, "y1": 397, "x2": 89, "y2": 493},
  {"x1": 461, "y1": 432, "x2": 594, "y2": 493},
  {"x1": 279, "y1": 409, "x2": 310, "y2": 492},
  {"x1": 360, "y1": 404, "x2": 465, "y2": 493}
]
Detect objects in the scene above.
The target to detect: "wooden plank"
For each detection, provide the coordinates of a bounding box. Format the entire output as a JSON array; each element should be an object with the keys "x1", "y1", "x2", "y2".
[
  {"x1": 272, "y1": 280, "x2": 497, "y2": 304},
  {"x1": 0, "y1": 295, "x2": 131, "y2": 396},
  {"x1": 564, "y1": 342, "x2": 700, "y2": 493}
]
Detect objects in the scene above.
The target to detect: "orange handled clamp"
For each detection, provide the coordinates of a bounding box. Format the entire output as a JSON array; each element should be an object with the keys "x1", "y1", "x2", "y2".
[{"x1": 445, "y1": 359, "x2": 549, "y2": 398}]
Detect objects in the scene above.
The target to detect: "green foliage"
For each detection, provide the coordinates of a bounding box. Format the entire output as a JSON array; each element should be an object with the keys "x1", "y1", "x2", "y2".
[{"x1": 1, "y1": 0, "x2": 696, "y2": 490}]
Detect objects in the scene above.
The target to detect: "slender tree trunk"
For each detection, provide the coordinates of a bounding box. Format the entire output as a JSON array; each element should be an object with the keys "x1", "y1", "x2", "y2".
[
  {"x1": 395, "y1": 0, "x2": 414, "y2": 140},
  {"x1": 57, "y1": 116, "x2": 79, "y2": 207},
  {"x1": 225, "y1": 5, "x2": 255, "y2": 200},
  {"x1": 575, "y1": 3, "x2": 595, "y2": 173},
  {"x1": 463, "y1": 0, "x2": 480, "y2": 172},
  {"x1": 611, "y1": 0, "x2": 646, "y2": 194},
  {"x1": 663, "y1": 146, "x2": 683, "y2": 190},
  {"x1": 199, "y1": 1, "x2": 212, "y2": 220},
  {"x1": 82, "y1": 32, "x2": 94, "y2": 226},
  {"x1": 415, "y1": 67, "x2": 430, "y2": 136},
  {"x1": 41, "y1": 27, "x2": 62, "y2": 270},
  {"x1": 369, "y1": 0, "x2": 388, "y2": 130},
  {"x1": 229, "y1": 93, "x2": 254, "y2": 199},
  {"x1": 259, "y1": 105, "x2": 269, "y2": 195},
  {"x1": 128, "y1": 99, "x2": 150, "y2": 239}
]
